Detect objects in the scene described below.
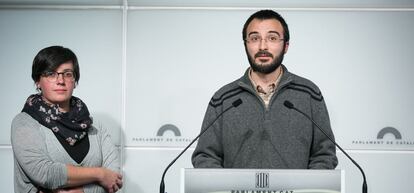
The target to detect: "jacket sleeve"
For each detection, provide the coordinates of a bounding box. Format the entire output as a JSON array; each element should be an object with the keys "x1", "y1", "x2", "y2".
[
  {"x1": 191, "y1": 103, "x2": 224, "y2": 168},
  {"x1": 72, "y1": 125, "x2": 120, "y2": 193},
  {"x1": 11, "y1": 113, "x2": 68, "y2": 190},
  {"x1": 308, "y1": 98, "x2": 338, "y2": 169},
  {"x1": 98, "y1": 126, "x2": 120, "y2": 173}
]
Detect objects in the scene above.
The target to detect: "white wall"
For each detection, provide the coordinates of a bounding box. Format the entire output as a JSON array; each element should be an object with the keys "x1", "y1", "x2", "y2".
[{"x1": 1, "y1": 1, "x2": 413, "y2": 193}]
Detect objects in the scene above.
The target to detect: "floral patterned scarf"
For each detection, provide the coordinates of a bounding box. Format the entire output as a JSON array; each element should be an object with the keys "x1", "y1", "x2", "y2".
[{"x1": 22, "y1": 94, "x2": 92, "y2": 146}]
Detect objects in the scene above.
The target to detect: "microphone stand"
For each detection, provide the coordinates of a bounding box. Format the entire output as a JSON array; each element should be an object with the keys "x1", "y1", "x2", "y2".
[
  {"x1": 284, "y1": 100, "x2": 367, "y2": 193},
  {"x1": 160, "y1": 99, "x2": 242, "y2": 193}
]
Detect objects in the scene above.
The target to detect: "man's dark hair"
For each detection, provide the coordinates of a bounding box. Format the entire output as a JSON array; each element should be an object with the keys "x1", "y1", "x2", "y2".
[
  {"x1": 32, "y1": 45, "x2": 80, "y2": 83},
  {"x1": 242, "y1": 10, "x2": 290, "y2": 43}
]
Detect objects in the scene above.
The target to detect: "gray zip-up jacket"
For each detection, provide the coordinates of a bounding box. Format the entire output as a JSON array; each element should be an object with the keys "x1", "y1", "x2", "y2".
[
  {"x1": 11, "y1": 112, "x2": 120, "y2": 193},
  {"x1": 192, "y1": 65, "x2": 338, "y2": 169}
]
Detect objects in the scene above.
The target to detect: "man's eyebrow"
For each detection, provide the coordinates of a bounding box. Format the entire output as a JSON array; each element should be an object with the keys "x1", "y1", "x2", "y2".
[
  {"x1": 248, "y1": 31, "x2": 281, "y2": 36},
  {"x1": 268, "y1": 31, "x2": 281, "y2": 36},
  {"x1": 247, "y1": 31, "x2": 259, "y2": 37}
]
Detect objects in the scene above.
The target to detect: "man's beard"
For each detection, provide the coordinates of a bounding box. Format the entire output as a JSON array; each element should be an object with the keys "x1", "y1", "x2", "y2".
[{"x1": 247, "y1": 48, "x2": 285, "y2": 74}]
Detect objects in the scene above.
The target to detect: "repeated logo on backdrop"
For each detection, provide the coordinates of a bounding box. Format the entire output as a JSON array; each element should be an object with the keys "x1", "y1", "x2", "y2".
[
  {"x1": 156, "y1": 124, "x2": 181, "y2": 137},
  {"x1": 130, "y1": 123, "x2": 414, "y2": 149},
  {"x1": 352, "y1": 126, "x2": 414, "y2": 149},
  {"x1": 131, "y1": 123, "x2": 193, "y2": 146}
]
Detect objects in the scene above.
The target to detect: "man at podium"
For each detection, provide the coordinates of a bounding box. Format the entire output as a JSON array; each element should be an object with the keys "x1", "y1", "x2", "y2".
[{"x1": 192, "y1": 10, "x2": 338, "y2": 169}]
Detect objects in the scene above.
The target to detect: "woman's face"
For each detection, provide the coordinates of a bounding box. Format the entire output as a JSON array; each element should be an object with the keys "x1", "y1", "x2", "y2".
[{"x1": 36, "y1": 62, "x2": 76, "y2": 111}]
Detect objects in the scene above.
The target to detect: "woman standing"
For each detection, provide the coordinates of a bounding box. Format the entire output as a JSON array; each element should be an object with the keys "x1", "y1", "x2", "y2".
[{"x1": 11, "y1": 46, "x2": 122, "y2": 193}]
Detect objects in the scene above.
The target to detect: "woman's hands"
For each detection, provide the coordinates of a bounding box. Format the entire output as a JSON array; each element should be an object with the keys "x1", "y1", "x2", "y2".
[
  {"x1": 53, "y1": 187, "x2": 85, "y2": 193},
  {"x1": 65, "y1": 165, "x2": 123, "y2": 193},
  {"x1": 38, "y1": 187, "x2": 85, "y2": 193},
  {"x1": 97, "y1": 168, "x2": 123, "y2": 193}
]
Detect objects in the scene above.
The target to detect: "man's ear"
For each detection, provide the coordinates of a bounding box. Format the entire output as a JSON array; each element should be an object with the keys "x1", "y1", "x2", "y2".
[{"x1": 283, "y1": 41, "x2": 290, "y2": 54}]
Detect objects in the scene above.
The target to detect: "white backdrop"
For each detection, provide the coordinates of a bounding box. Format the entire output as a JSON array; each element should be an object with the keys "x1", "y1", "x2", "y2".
[{"x1": 1, "y1": 1, "x2": 414, "y2": 193}]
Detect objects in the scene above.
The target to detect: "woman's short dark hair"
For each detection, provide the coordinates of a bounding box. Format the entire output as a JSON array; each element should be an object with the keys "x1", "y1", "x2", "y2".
[
  {"x1": 32, "y1": 45, "x2": 80, "y2": 83},
  {"x1": 242, "y1": 10, "x2": 290, "y2": 43}
]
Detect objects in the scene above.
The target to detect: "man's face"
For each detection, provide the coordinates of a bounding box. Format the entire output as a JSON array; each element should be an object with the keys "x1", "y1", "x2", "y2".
[{"x1": 245, "y1": 18, "x2": 289, "y2": 74}]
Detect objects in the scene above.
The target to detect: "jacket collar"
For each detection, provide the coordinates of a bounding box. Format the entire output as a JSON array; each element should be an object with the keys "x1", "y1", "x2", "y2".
[{"x1": 237, "y1": 64, "x2": 294, "y2": 91}]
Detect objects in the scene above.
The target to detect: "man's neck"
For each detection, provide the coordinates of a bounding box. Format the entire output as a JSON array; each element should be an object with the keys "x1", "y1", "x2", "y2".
[{"x1": 250, "y1": 66, "x2": 282, "y2": 86}]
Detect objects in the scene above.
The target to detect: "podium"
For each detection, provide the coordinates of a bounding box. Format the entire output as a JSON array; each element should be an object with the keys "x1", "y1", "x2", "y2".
[{"x1": 181, "y1": 168, "x2": 344, "y2": 193}]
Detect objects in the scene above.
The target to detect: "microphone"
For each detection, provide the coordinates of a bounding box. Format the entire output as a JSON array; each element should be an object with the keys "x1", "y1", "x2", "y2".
[
  {"x1": 160, "y1": 99, "x2": 243, "y2": 193},
  {"x1": 283, "y1": 100, "x2": 367, "y2": 193}
]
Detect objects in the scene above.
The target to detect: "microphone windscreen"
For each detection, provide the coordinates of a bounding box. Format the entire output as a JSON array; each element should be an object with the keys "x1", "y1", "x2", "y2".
[
  {"x1": 232, "y1": 99, "x2": 243, "y2": 107},
  {"x1": 283, "y1": 100, "x2": 294, "y2": 109}
]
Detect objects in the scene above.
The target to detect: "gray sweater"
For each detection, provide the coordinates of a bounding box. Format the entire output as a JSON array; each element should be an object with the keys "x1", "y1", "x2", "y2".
[
  {"x1": 11, "y1": 112, "x2": 120, "y2": 193},
  {"x1": 192, "y1": 66, "x2": 338, "y2": 169}
]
